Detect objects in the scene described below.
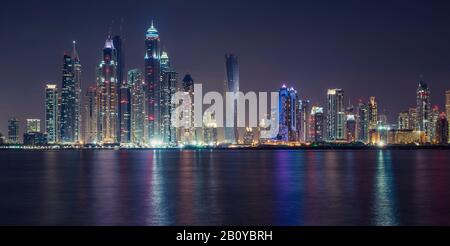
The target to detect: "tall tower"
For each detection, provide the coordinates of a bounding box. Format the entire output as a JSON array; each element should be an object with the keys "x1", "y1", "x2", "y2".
[
  {"x1": 416, "y1": 80, "x2": 431, "y2": 140},
  {"x1": 144, "y1": 21, "x2": 161, "y2": 143},
  {"x1": 300, "y1": 100, "x2": 310, "y2": 142},
  {"x1": 160, "y1": 51, "x2": 178, "y2": 145},
  {"x1": 435, "y1": 112, "x2": 449, "y2": 144},
  {"x1": 278, "y1": 85, "x2": 300, "y2": 142},
  {"x1": 368, "y1": 96, "x2": 378, "y2": 130},
  {"x1": 180, "y1": 74, "x2": 195, "y2": 145},
  {"x1": 97, "y1": 36, "x2": 119, "y2": 144},
  {"x1": 326, "y1": 89, "x2": 345, "y2": 141},
  {"x1": 446, "y1": 90, "x2": 450, "y2": 141},
  {"x1": 129, "y1": 69, "x2": 146, "y2": 145},
  {"x1": 45, "y1": 84, "x2": 58, "y2": 144},
  {"x1": 83, "y1": 86, "x2": 98, "y2": 144},
  {"x1": 357, "y1": 100, "x2": 369, "y2": 143},
  {"x1": 72, "y1": 41, "x2": 82, "y2": 143},
  {"x1": 311, "y1": 106, "x2": 324, "y2": 142},
  {"x1": 224, "y1": 54, "x2": 239, "y2": 144},
  {"x1": 60, "y1": 52, "x2": 76, "y2": 143},
  {"x1": 113, "y1": 35, "x2": 126, "y2": 143}
]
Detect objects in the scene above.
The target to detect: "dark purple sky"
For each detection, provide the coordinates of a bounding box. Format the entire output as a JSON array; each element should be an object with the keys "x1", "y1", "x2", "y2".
[{"x1": 1, "y1": 0, "x2": 450, "y2": 134}]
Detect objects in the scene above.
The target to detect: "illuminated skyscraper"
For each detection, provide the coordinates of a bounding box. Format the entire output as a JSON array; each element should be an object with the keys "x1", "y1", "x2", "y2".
[
  {"x1": 113, "y1": 35, "x2": 127, "y2": 143},
  {"x1": 278, "y1": 85, "x2": 300, "y2": 142},
  {"x1": 446, "y1": 90, "x2": 450, "y2": 140},
  {"x1": 311, "y1": 106, "x2": 324, "y2": 142},
  {"x1": 129, "y1": 69, "x2": 146, "y2": 145},
  {"x1": 224, "y1": 54, "x2": 239, "y2": 144},
  {"x1": 203, "y1": 112, "x2": 218, "y2": 145},
  {"x1": 357, "y1": 100, "x2": 369, "y2": 143},
  {"x1": 72, "y1": 41, "x2": 82, "y2": 144},
  {"x1": 119, "y1": 82, "x2": 131, "y2": 144},
  {"x1": 408, "y1": 107, "x2": 418, "y2": 130},
  {"x1": 416, "y1": 80, "x2": 431, "y2": 140},
  {"x1": 326, "y1": 89, "x2": 345, "y2": 141},
  {"x1": 45, "y1": 84, "x2": 58, "y2": 144},
  {"x1": 430, "y1": 105, "x2": 440, "y2": 143},
  {"x1": 345, "y1": 105, "x2": 356, "y2": 142},
  {"x1": 435, "y1": 112, "x2": 448, "y2": 144},
  {"x1": 60, "y1": 52, "x2": 76, "y2": 143},
  {"x1": 398, "y1": 111, "x2": 410, "y2": 130},
  {"x1": 144, "y1": 21, "x2": 161, "y2": 143},
  {"x1": 8, "y1": 118, "x2": 20, "y2": 144},
  {"x1": 180, "y1": 74, "x2": 195, "y2": 145},
  {"x1": 83, "y1": 86, "x2": 98, "y2": 144},
  {"x1": 300, "y1": 100, "x2": 310, "y2": 142},
  {"x1": 26, "y1": 119, "x2": 41, "y2": 133},
  {"x1": 368, "y1": 97, "x2": 378, "y2": 130},
  {"x1": 97, "y1": 36, "x2": 119, "y2": 144},
  {"x1": 160, "y1": 51, "x2": 178, "y2": 145}
]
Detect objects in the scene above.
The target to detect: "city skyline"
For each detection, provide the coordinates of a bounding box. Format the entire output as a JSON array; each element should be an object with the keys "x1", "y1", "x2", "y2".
[{"x1": 1, "y1": 0, "x2": 450, "y2": 136}]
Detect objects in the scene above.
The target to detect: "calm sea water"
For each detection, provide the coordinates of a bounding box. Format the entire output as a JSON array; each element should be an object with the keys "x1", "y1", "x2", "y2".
[{"x1": 0, "y1": 149, "x2": 449, "y2": 226}]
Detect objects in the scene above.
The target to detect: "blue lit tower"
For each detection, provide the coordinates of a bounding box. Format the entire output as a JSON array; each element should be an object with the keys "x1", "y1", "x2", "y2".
[
  {"x1": 72, "y1": 41, "x2": 82, "y2": 144},
  {"x1": 144, "y1": 21, "x2": 161, "y2": 143},
  {"x1": 278, "y1": 85, "x2": 300, "y2": 142},
  {"x1": 60, "y1": 51, "x2": 76, "y2": 143},
  {"x1": 224, "y1": 54, "x2": 239, "y2": 144}
]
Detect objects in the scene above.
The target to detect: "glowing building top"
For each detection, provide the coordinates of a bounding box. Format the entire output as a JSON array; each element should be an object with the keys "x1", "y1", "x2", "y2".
[{"x1": 146, "y1": 21, "x2": 159, "y2": 39}]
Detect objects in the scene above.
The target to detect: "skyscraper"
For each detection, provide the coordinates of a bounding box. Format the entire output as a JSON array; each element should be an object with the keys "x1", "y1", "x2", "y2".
[
  {"x1": 398, "y1": 111, "x2": 410, "y2": 130},
  {"x1": 224, "y1": 54, "x2": 239, "y2": 144},
  {"x1": 45, "y1": 84, "x2": 58, "y2": 144},
  {"x1": 416, "y1": 80, "x2": 431, "y2": 141},
  {"x1": 72, "y1": 41, "x2": 82, "y2": 144},
  {"x1": 8, "y1": 118, "x2": 20, "y2": 144},
  {"x1": 26, "y1": 119, "x2": 41, "y2": 133},
  {"x1": 368, "y1": 97, "x2": 378, "y2": 130},
  {"x1": 180, "y1": 74, "x2": 195, "y2": 145},
  {"x1": 144, "y1": 21, "x2": 161, "y2": 143},
  {"x1": 97, "y1": 36, "x2": 119, "y2": 144},
  {"x1": 326, "y1": 89, "x2": 345, "y2": 141},
  {"x1": 430, "y1": 105, "x2": 440, "y2": 143},
  {"x1": 345, "y1": 106, "x2": 357, "y2": 142},
  {"x1": 129, "y1": 69, "x2": 146, "y2": 145},
  {"x1": 60, "y1": 52, "x2": 76, "y2": 143},
  {"x1": 311, "y1": 106, "x2": 324, "y2": 142},
  {"x1": 300, "y1": 100, "x2": 310, "y2": 142},
  {"x1": 357, "y1": 100, "x2": 369, "y2": 143},
  {"x1": 435, "y1": 112, "x2": 448, "y2": 144},
  {"x1": 114, "y1": 35, "x2": 126, "y2": 143},
  {"x1": 278, "y1": 85, "x2": 300, "y2": 142},
  {"x1": 408, "y1": 107, "x2": 418, "y2": 130},
  {"x1": 160, "y1": 51, "x2": 178, "y2": 145},
  {"x1": 83, "y1": 86, "x2": 98, "y2": 144},
  {"x1": 446, "y1": 90, "x2": 450, "y2": 141}
]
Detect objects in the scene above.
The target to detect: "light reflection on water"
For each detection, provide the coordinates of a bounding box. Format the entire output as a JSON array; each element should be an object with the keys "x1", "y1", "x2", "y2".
[{"x1": 0, "y1": 149, "x2": 450, "y2": 226}]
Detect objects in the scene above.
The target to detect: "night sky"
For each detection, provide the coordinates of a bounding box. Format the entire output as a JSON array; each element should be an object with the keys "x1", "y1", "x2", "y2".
[{"x1": 1, "y1": 0, "x2": 450, "y2": 134}]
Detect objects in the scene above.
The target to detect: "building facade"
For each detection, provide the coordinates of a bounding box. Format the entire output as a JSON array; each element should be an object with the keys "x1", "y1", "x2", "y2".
[
  {"x1": 8, "y1": 118, "x2": 20, "y2": 144},
  {"x1": 416, "y1": 80, "x2": 431, "y2": 141},
  {"x1": 83, "y1": 86, "x2": 98, "y2": 144},
  {"x1": 129, "y1": 69, "x2": 146, "y2": 145},
  {"x1": 45, "y1": 84, "x2": 58, "y2": 144},
  {"x1": 326, "y1": 89, "x2": 345, "y2": 141},
  {"x1": 224, "y1": 54, "x2": 239, "y2": 144}
]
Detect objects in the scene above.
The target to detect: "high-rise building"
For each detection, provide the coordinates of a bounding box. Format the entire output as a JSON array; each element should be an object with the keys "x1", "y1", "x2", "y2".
[
  {"x1": 45, "y1": 84, "x2": 58, "y2": 144},
  {"x1": 326, "y1": 89, "x2": 345, "y2": 141},
  {"x1": 83, "y1": 86, "x2": 98, "y2": 144},
  {"x1": 23, "y1": 132, "x2": 47, "y2": 146},
  {"x1": 243, "y1": 127, "x2": 254, "y2": 145},
  {"x1": 416, "y1": 80, "x2": 431, "y2": 141},
  {"x1": 113, "y1": 35, "x2": 126, "y2": 143},
  {"x1": 224, "y1": 54, "x2": 239, "y2": 144},
  {"x1": 97, "y1": 36, "x2": 119, "y2": 144},
  {"x1": 446, "y1": 90, "x2": 450, "y2": 141},
  {"x1": 129, "y1": 69, "x2": 146, "y2": 145},
  {"x1": 8, "y1": 118, "x2": 20, "y2": 144},
  {"x1": 72, "y1": 41, "x2": 82, "y2": 144},
  {"x1": 300, "y1": 100, "x2": 310, "y2": 142},
  {"x1": 357, "y1": 100, "x2": 369, "y2": 143},
  {"x1": 408, "y1": 107, "x2": 418, "y2": 130},
  {"x1": 398, "y1": 111, "x2": 410, "y2": 130},
  {"x1": 435, "y1": 112, "x2": 448, "y2": 144},
  {"x1": 60, "y1": 52, "x2": 76, "y2": 143},
  {"x1": 368, "y1": 97, "x2": 378, "y2": 130},
  {"x1": 26, "y1": 119, "x2": 41, "y2": 133},
  {"x1": 430, "y1": 105, "x2": 440, "y2": 143},
  {"x1": 203, "y1": 112, "x2": 218, "y2": 146},
  {"x1": 160, "y1": 51, "x2": 178, "y2": 146},
  {"x1": 180, "y1": 74, "x2": 195, "y2": 145},
  {"x1": 278, "y1": 85, "x2": 300, "y2": 142},
  {"x1": 311, "y1": 106, "x2": 324, "y2": 142},
  {"x1": 144, "y1": 21, "x2": 161, "y2": 143},
  {"x1": 345, "y1": 105, "x2": 357, "y2": 142}
]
